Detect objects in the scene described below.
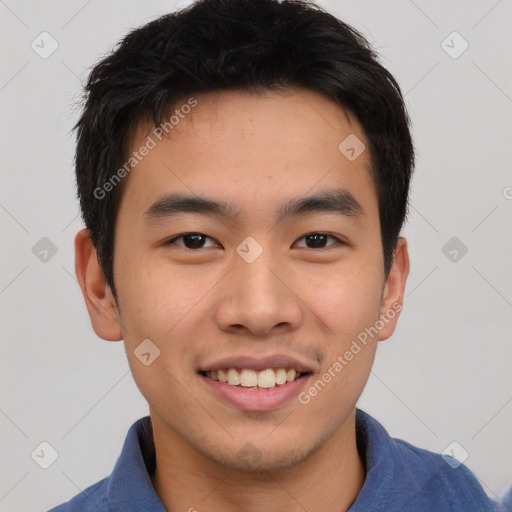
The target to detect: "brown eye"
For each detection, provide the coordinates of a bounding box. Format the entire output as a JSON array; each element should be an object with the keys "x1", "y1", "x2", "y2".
[
  {"x1": 294, "y1": 233, "x2": 342, "y2": 249},
  {"x1": 166, "y1": 233, "x2": 218, "y2": 249}
]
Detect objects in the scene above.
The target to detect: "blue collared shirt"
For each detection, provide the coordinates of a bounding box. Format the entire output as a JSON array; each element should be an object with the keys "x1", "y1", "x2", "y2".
[{"x1": 48, "y1": 409, "x2": 511, "y2": 512}]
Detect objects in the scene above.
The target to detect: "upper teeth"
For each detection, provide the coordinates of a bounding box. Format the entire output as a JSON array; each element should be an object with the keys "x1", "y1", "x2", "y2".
[{"x1": 206, "y1": 368, "x2": 302, "y2": 388}]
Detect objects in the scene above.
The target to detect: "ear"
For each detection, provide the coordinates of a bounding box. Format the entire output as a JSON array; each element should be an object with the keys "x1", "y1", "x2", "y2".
[
  {"x1": 74, "y1": 228, "x2": 123, "y2": 341},
  {"x1": 378, "y1": 236, "x2": 410, "y2": 341}
]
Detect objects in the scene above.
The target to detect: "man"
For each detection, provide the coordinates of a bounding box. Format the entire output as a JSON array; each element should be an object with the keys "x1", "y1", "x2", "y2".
[{"x1": 49, "y1": 0, "x2": 510, "y2": 510}]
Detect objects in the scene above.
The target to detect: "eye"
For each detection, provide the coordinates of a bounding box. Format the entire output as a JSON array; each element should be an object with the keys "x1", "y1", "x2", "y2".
[
  {"x1": 294, "y1": 233, "x2": 344, "y2": 249},
  {"x1": 163, "y1": 232, "x2": 344, "y2": 250},
  {"x1": 164, "y1": 233, "x2": 219, "y2": 249}
]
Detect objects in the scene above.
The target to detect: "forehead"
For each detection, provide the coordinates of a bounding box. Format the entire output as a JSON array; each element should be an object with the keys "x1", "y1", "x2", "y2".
[{"x1": 118, "y1": 88, "x2": 378, "y2": 223}]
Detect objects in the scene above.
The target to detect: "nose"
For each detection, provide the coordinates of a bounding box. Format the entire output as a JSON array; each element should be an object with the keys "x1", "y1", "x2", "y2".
[{"x1": 214, "y1": 253, "x2": 303, "y2": 337}]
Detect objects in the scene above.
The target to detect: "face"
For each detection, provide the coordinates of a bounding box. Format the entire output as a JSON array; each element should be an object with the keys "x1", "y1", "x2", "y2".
[{"x1": 77, "y1": 88, "x2": 408, "y2": 472}]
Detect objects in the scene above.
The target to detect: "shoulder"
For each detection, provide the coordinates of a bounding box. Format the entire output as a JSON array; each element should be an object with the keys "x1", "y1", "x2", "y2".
[
  {"x1": 391, "y1": 436, "x2": 506, "y2": 511},
  {"x1": 355, "y1": 409, "x2": 507, "y2": 512},
  {"x1": 46, "y1": 415, "x2": 157, "y2": 512},
  {"x1": 46, "y1": 477, "x2": 109, "y2": 512}
]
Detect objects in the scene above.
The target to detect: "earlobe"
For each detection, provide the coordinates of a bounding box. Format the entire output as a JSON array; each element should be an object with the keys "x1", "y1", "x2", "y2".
[
  {"x1": 378, "y1": 236, "x2": 410, "y2": 341},
  {"x1": 74, "y1": 228, "x2": 123, "y2": 341}
]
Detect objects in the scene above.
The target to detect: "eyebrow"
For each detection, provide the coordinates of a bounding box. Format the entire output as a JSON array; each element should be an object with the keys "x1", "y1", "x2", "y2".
[{"x1": 143, "y1": 187, "x2": 365, "y2": 224}]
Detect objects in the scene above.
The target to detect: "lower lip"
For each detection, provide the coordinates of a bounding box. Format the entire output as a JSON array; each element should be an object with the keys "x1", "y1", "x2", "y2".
[{"x1": 198, "y1": 373, "x2": 312, "y2": 411}]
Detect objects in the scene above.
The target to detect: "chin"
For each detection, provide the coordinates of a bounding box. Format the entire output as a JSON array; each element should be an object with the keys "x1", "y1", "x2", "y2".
[{"x1": 209, "y1": 443, "x2": 313, "y2": 474}]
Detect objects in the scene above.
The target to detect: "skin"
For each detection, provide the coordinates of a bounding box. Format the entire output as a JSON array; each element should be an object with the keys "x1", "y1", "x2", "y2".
[{"x1": 75, "y1": 88, "x2": 409, "y2": 512}]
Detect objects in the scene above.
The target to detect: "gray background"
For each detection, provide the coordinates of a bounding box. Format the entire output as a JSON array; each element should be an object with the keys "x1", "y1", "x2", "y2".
[{"x1": 0, "y1": 0, "x2": 511, "y2": 510}]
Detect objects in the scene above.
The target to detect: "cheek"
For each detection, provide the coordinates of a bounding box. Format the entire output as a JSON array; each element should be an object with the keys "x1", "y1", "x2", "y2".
[
  {"x1": 301, "y1": 260, "x2": 383, "y2": 401},
  {"x1": 298, "y1": 276, "x2": 381, "y2": 418},
  {"x1": 117, "y1": 265, "x2": 200, "y2": 407},
  {"x1": 116, "y1": 256, "x2": 195, "y2": 338},
  {"x1": 115, "y1": 259, "x2": 212, "y2": 390},
  {"x1": 303, "y1": 262, "x2": 383, "y2": 339}
]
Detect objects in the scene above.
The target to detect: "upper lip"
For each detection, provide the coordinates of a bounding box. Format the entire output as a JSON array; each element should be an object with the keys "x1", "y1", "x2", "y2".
[{"x1": 198, "y1": 354, "x2": 318, "y2": 373}]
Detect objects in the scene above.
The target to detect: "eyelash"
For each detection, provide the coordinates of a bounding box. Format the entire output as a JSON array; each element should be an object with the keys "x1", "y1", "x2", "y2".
[{"x1": 164, "y1": 232, "x2": 345, "y2": 250}]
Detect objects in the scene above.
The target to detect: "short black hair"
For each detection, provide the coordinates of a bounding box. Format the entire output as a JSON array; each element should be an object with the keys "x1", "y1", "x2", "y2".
[{"x1": 75, "y1": 0, "x2": 414, "y2": 300}]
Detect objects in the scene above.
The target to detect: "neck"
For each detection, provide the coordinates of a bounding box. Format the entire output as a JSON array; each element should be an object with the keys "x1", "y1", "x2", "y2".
[{"x1": 150, "y1": 409, "x2": 365, "y2": 512}]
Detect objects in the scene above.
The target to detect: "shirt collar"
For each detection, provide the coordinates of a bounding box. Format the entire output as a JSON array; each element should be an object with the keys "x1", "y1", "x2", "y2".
[
  {"x1": 107, "y1": 415, "x2": 166, "y2": 512},
  {"x1": 349, "y1": 409, "x2": 398, "y2": 511}
]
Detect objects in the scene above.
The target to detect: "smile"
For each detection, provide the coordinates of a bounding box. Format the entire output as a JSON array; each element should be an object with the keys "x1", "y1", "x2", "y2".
[
  {"x1": 198, "y1": 368, "x2": 313, "y2": 411},
  {"x1": 201, "y1": 368, "x2": 310, "y2": 389}
]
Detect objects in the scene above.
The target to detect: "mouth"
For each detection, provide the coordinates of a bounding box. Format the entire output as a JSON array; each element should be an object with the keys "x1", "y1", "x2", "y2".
[
  {"x1": 197, "y1": 367, "x2": 314, "y2": 411},
  {"x1": 199, "y1": 367, "x2": 312, "y2": 389}
]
